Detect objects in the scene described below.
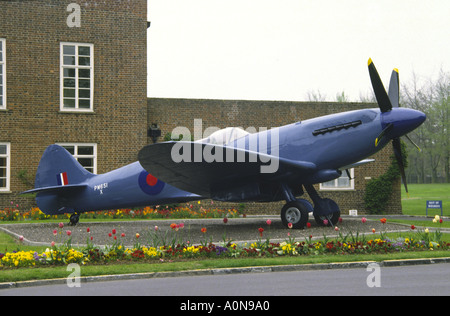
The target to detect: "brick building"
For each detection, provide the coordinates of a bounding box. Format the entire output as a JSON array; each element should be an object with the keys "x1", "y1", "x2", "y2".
[
  {"x1": 148, "y1": 98, "x2": 402, "y2": 215},
  {"x1": 0, "y1": 0, "x2": 148, "y2": 208}
]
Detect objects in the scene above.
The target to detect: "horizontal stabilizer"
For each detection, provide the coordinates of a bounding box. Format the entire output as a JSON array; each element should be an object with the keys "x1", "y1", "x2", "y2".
[{"x1": 21, "y1": 184, "x2": 87, "y2": 196}]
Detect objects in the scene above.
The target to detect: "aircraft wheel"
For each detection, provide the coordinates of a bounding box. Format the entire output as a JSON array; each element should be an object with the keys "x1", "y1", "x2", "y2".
[
  {"x1": 281, "y1": 201, "x2": 309, "y2": 229},
  {"x1": 314, "y1": 211, "x2": 341, "y2": 227},
  {"x1": 69, "y1": 213, "x2": 80, "y2": 226}
]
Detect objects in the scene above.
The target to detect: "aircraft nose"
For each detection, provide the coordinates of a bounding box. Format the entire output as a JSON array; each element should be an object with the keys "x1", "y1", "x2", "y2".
[{"x1": 381, "y1": 108, "x2": 426, "y2": 138}]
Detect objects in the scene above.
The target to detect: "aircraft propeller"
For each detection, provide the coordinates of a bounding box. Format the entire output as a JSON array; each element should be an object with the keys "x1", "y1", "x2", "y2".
[{"x1": 368, "y1": 58, "x2": 421, "y2": 196}]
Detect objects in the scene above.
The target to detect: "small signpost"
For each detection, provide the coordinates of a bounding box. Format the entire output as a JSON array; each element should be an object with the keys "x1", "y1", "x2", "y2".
[{"x1": 426, "y1": 200, "x2": 443, "y2": 217}]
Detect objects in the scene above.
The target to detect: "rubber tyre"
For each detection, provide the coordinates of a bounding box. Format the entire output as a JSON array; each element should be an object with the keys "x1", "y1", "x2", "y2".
[{"x1": 281, "y1": 201, "x2": 309, "y2": 229}]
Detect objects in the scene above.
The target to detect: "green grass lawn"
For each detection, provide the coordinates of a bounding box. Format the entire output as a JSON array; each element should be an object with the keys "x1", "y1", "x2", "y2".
[{"x1": 401, "y1": 183, "x2": 449, "y2": 216}]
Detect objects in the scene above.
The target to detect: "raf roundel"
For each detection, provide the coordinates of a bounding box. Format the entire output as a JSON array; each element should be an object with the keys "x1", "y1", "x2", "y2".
[{"x1": 138, "y1": 170, "x2": 165, "y2": 195}]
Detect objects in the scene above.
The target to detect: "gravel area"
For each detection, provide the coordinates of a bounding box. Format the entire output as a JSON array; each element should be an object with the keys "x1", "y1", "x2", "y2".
[{"x1": 0, "y1": 216, "x2": 408, "y2": 248}]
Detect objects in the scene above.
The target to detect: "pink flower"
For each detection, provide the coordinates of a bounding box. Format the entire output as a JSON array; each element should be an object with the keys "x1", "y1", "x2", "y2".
[
  {"x1": 323, "y1": 219, "x2": 329, "y2": 226},
  {"x1": 59, "y1": 222, "x2": 64, "y2": 229},
  {"x1": 19, "y1": 235, "x2": 24, "y2": 242},
  {"x1": 361, "y1": 217, "x2": 367, "y2": 224},
  {"x1": 179, "y1": 223, "x2": 185, "y2": 229},
  {"x1": 53, "y1": 229, "x2": 57, "y2": 236},
  {"x1": 154, "y1": 226, "x2": 159, "y2": 231},
  {"x1": 66, "y1": 230, "x2": 72, "y2": 236},
  {"x1": 266, "y1": 219, "x2": 272, "y2": 226},
  {"x1": 334, "y1": 226, "x2": 339, "y2": 231},
  {"x1": 288, "y1": 222, "x2": 293, "y2": 229},
  {"x1": 51, "y1": 241, "x2": 55, "y2": 247}
]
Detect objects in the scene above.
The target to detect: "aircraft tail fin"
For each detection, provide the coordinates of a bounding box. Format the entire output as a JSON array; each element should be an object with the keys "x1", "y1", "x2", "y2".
[
  {"x1": 32, "y1": 144, "x2": 94, "y2": 189},
  {"x1": 21, "y1": 145, "x2": 94, "y2": 213}
]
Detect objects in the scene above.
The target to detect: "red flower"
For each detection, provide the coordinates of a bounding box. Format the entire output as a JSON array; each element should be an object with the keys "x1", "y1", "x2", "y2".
[
  {"x1": 201, "y1": 227, "x2": 207, "y2": 234},
  {"x1": 121, "y1": 233, "x2": 125, "y2": 238},
  {"x1": 87, "y1": 227, "x2": 90, "y2": 233},
  {"x1": 112, "y1": 229, "x2": 117, "y2": 235},
  {"x1": 223, "y1": 217, "x2": 228, "y2": 224},
  {"x1": 258, "y1": 227, "x2": 264, "y2": 237},
  {"x1": 306, "y1": 222, "x2": 311, "y2": 228},
  {"x1": 411, "y1": 224, "x2": 416, "y2": 230},
  {"x1": 380, "y1": 218, "x2": 387, "y2": 224}
]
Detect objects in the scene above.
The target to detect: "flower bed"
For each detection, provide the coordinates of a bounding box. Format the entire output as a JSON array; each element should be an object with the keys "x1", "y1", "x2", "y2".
[
  {"x1": 0, "y1": 202, "x2": 239, "y2": 222},
  {"x1": 1, "y1": 217, "x2": 448, "y2": 269}
]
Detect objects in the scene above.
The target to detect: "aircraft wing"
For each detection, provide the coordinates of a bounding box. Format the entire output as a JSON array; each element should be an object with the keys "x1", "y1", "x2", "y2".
[{"x1": 138, "y1": 141, "x2": 316, "y2": 197}]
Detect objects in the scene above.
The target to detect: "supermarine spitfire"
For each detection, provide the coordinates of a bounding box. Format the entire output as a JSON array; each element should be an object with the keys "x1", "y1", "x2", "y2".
[{"x1": 23, "y1": 59, "x2": 426, "y2": 227}]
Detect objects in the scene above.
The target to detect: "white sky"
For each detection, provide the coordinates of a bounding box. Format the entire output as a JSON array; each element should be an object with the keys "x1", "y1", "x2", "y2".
[{"x1": 147, "y1": 0, "x2": 450, "y2": 102}]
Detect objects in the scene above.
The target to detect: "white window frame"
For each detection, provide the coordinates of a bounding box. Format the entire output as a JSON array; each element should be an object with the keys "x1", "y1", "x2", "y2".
[
  {"x1": 60, "y1": 42, "x2": 94, "y2": 112},
  {"x1": 57, "y1": 143, "x2": 97, "y2": 174},
  {"x1": 320, "y1": 168, "x2": 355, "y2": 191},
  {"x1": 0, "y1": 38, "x2": 6, "y2": 110},
  {"x1": 0, "y1": 143, "x2": 11, "y2": 192}
]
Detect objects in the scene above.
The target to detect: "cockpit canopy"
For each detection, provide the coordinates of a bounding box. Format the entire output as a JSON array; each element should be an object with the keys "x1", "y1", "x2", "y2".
[{"x1": 196, "y1": 127, "x2": 250, "y2": 145}]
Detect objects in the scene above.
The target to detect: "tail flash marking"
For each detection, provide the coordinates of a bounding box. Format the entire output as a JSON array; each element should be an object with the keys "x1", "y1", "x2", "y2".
[{"x1": 57, "y1": 172, "x2": 69, "y2": 186}]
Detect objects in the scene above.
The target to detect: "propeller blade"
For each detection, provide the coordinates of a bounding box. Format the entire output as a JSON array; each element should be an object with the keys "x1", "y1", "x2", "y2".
[
  {"x1": 368, "y1": 58, "x2": 393, "y2": 113},
  {"x1": 375, "y1": 123, "x2": 393, "y2": 147},
  {"x1": 392, "y1": 137, "x2": 409, "y2": 195},
  {"x1": 405, "y1": 134, "x2": 422, "y2": 152},
  {"x1": 388, "y1": 68, "x2": 400, "y2": 108}
]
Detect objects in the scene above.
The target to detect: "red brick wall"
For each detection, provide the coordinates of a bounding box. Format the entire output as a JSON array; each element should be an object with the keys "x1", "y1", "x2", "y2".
[{"x1": 0, "y1": 0, "x2": 147, "y2": 208}]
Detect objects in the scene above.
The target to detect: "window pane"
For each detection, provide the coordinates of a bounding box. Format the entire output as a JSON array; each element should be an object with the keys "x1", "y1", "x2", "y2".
[
  {"x1": 78, "y1": 146, "x2": 93, "y2": 155},
  {"x1": 64, "y1": 99, "x2": 76, "y2": 108},
  {"x1": 63, "y1": 56, "x2": 75, "y2": 65},
  {"x1": 0, "y1": 96, "x2": 2, "y2": 107},
  {"x1": 79, "y1": 89, "x2": 90, "y2": 98},
  {"x1": 63, "y1": 45, "x2": 75, "y2": 55},
  {"x1": 78, "y1": 57, "x2": 90, "y2": 66},
  {"x1": 0, "y1": 146, "x2": 6, "y2": 155},
  {"x1": 322, "y1": 180, "x2": 335, "y2": 188},
  {"x1": 0, "y1": 157, "x2": 6, "y2": 166},
  {"x1": 0, "y1": 64, "x2": 2, "y2": 74},
  {"x1": 78, "y1": 158, "x2": 93, "y2": 168},
  {"x1": 79, "y1": 79, "x2": 90, "y2": 88},
  {"x1": 79, "y1": 99, "x2": 91, "y2": 109},
  {"x1": 78, "y1": 69, "x2": 90, "y2": 78},
  {"x1": 64, "y1": 68, "x2": 76, "y2": 78},
  {"x1": 337, "y1": 177, "x2": 349, "y2": 187},
  {"x1": 64, "y1": 78, "x2": 75, "y2": 87},
  {"x1": 64, "y1": 89, "x2": 75, "y2": 98},
  {"x1": 0, "y1": 178, "x2": 5, "y2": 188},
  {"x1": 0, "y1": 168, "x2": 6, "y2": 178},
  {"x1": 62, "y1": 146, "x2": 75, "y2": 154},
  {"x1": 78, "y1": 46, "x2": 90, "y2": 56}
]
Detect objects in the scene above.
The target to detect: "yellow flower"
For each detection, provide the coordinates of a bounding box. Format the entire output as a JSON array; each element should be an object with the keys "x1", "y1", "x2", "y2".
[{"x1": 425, "y1": 228, "x2": 429, "y2": 234}]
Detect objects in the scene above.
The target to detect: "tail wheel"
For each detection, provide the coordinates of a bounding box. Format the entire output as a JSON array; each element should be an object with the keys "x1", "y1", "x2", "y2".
[{"x1": 281, "y1": 201, "x2": 309, "y2": 229}]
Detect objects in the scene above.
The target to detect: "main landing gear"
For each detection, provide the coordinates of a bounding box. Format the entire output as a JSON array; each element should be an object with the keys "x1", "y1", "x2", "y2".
[
  {"x1": 69, "y1": 213, "x2": 80, "y2": 226},
  {"x1": 280, "y1": 184, "x2": 340, "y2": 229}
]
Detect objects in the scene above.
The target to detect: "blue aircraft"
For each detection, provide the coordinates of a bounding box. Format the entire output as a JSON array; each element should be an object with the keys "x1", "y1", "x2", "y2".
[{"x1": 23, "y1": 59, "x2": 426, "y2": 227}]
